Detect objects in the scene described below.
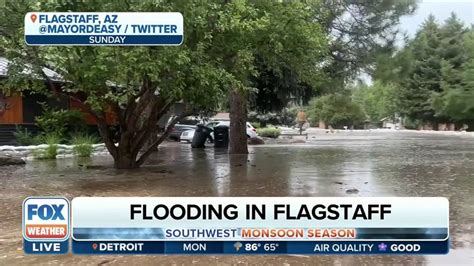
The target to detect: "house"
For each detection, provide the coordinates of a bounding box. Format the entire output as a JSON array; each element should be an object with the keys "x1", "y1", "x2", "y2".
[{"x1": 0, "y1": 57, "x2": 115, "y2": 145}]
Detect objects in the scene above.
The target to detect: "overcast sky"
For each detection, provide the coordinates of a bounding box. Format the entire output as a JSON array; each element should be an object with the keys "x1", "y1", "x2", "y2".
[{"x1": 399, "y1": 0, "x2": 474, "y2": 37}]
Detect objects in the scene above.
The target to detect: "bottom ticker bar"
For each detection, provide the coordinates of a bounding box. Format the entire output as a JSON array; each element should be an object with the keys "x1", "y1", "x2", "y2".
[{"x1": 72, "y1": 240, "x2": 448, "y2": 255}]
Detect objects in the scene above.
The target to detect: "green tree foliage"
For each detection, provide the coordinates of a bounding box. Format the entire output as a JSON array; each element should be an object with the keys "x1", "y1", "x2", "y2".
[
  {"x1": 0, "y1": 0, "x2": 334, "y2": 164},
  {"x1": 398, "y1": 15, "x2": 443, "y2": 122},
  {"x1": 202, "y1": 1, "x2": 328, "y2": 154},
  {"x1": 352, "y1": 81, "x2": 399, "y2": 124},
  {"x1": 249, "y1": 0, "x2": 417, "y2": 114},
  {"x1": 0, "y1": 0, "x2": 330, "y2": 165},
  {"x1": 307, "y1": 93, "x2": 366, "y2": 129},
  {"x1": 432, "y1": 15, "x2": 470, "y2": 117},
  {"x1": 372, "y1": 47, "x2": 413, "y2": 84},
  {"x1": 318, "y1": 0, "x2": 417, "y2": 88},
  {"x1": 250, "y1": 62, "x2": 316, "y2": 113},
  {"x1": 432, "y1": 28, "x2": 474, "y2": 123},
  {"x1": 374, "y1": 13, "x2": 474, "y2": 129}
]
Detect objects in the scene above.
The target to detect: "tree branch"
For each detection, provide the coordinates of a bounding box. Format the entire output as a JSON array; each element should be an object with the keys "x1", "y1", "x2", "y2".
[
  {"x1": 136, "y1": 111, "x2": 191, "y2": 166},
  {"x1": 131, "y1": 100, "x2": 172, "y2": 151}
]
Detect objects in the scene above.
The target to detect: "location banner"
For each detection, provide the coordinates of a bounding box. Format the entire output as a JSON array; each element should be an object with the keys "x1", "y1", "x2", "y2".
[
  {"x1": 24, "y1": 12, "x2": 183, "y2": 46},
  {"x1": 23, "y1": 197, "x2": 449, "y2": 255}
]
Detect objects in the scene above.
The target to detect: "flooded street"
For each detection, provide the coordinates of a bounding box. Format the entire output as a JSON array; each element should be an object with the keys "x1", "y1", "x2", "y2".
[{"x1": 1, "y1": 131, "x2": 473, "y2": 265}]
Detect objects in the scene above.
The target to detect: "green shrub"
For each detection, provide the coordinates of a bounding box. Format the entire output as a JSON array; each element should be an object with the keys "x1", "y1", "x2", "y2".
[
  {"x1": 71, "y1": 133, "x2": 99, "y2": 157},
  {"x1": 403, "y1": 117, "x2": 422, "y2": 130},
  {"x1": 35, "y1": 105, "x2": 85, "y2": 137},
  {"x1": 248, "y1": 112, "x2": 281, "y2": 127},
  {"x1": 251, "y1": 122, "x2": 262, "y2": 129},
  {"x1": 281, "y1": 107, "x2": 300, "y2": 126},
  {"x1": 14, "y1": 126, "x2": 41, "y2": 146},
  {"x1": 248, "y1": 107, "x2": 301, "y2": 127},
  {"x1": 33, "y1": 133, "x2": 62, "y2": 160},
  {"x1": 307, "y1": 93, "x2": 366, "y2": 129},
  {"x1": 256, "y1": 127, "x2": 281, "y2": 138}
]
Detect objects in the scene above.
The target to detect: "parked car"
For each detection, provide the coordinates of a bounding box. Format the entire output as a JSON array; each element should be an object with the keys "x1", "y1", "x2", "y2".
[
  {"x1": 179, "y1": 128, "x2": 195, "y2": 143},
  {"x1": 168, "y1": 117, "x2": 201, "y2": 141},
  {"x1": 210, "y1": 121, "x2": 258, "y2": 139},
  {"x1": 180, "y1": 121, "x2": 258, "y2": 143}
]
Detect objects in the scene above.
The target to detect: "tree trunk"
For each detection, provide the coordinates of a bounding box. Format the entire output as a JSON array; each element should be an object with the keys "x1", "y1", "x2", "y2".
[
  {"x1": 93, "y1": 97, "x2": 167, "y2": 169},
  {"x1": 111, "y1": 126, "x2": 159, "y2": 169},
  {"x1": 114, "y1": 151, "x2": 139, "y2": 169},
  {"x1": 107, "y1": 129, "x2": 140, "y2": 169},
  {"x1": 143, "y1": 126, "x2": 159, "y2": 152},
  {"x1": 52, "y1": 75, "x2": 178, "y2": 169},
  {"x1": 229, "y1": 89, "x2": 248, "y2": 154}
]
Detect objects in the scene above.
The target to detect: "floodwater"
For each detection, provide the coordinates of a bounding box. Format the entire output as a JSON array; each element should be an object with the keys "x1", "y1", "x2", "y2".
[{"x1": 0, "y1": 131, "x2": 473, "y2": 265}]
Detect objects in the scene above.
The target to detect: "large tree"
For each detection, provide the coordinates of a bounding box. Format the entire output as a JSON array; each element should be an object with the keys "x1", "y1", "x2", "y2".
[
  {"x1": 237, "y1": 0, "x2": 416, "y2": 152},
  {"x1": 352, "y1": 81, "x2": 399, "y2": 124},
  {"x1": 318, "y1": 0, "x2": 416, "y2": 88},
  {"x1": 249, "y1": 60, "x2": 316, "y2": 113},
  {"x1": 249, "y1": 0, "x2": 417, "y2": 115},
  {"x1": 210, "y1": 1, "x2": 328, "y2": 154},
  {"x1": 307, "y1": 92, "x2": 366, "y2": 129},
  {"x1": 0, "y1": 0, "x2": 328, "y2": 165},
  {"x1": 397, "y1": 15, "x2": 443, "y2": 123},
  {"x1": 432, "y1": 14, "x2": 471, "y2": 123},
  {"x1": 376, "y1": 13, "x2": 473, "y2": 128},
  {"x1": 1, "y1": 0, "x2": 230, "y2": 168},
  {"x1": 432, "y1": 27, "x2": 474, "y2": 128}
]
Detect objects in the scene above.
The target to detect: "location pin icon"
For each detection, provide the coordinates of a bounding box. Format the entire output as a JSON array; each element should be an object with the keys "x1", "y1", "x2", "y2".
[
  {"x1": 30, "y1": 14, "x2": 37, "y2": 23},
  {"x1": 92, "y1": 243, "x2": 98, "y2": 250}
]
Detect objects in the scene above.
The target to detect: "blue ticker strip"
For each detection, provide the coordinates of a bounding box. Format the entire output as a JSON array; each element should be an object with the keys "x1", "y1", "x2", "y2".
[{"x1": 72, "y1": 240, "x2": 449, "y2": 255}]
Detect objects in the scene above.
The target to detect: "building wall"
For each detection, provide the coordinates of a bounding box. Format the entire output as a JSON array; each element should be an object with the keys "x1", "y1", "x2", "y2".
[
  {"x1": 0, "y1": 93, "x2": 117, "y2": 126},
  {"x1": 0, "y1": 95, "x2": 23, "y2": 124}
]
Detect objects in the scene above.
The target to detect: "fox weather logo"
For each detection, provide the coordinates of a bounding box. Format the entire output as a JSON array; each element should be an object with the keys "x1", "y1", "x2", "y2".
[{"x1": 22, "y1": 197, "x2": 70, "y2": 254}]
